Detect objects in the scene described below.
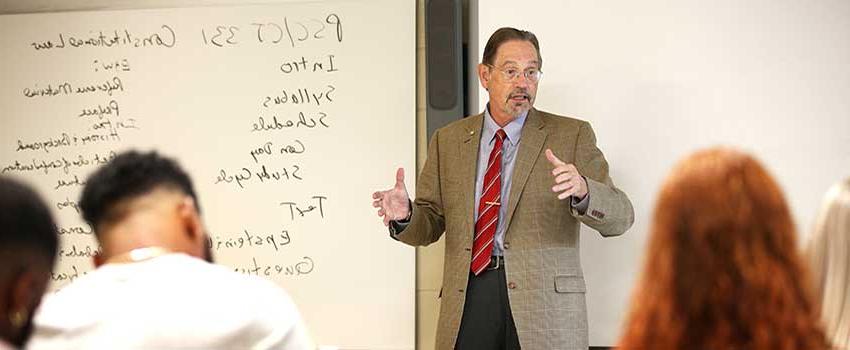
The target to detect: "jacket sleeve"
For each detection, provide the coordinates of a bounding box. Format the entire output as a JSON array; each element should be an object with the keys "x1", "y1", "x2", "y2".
[
  {"x1": 570, "y1": 121, "x2": 635, "y2": 237},
  {"x1": 388, "y1": 128, "x2": 447, "y2": 246}
]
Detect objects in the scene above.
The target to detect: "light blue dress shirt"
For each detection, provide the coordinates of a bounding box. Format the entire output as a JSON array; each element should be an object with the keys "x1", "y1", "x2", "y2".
[{"x1": 476, "y1": 107, "x2": 526, "y2": 256}]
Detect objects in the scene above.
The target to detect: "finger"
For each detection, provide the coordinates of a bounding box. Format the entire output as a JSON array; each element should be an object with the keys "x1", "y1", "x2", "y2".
[
  {"x1": 372, "y1": 200, "x2": 382, "y2": 208},
  {"x1": 555, "y1": 172, "x2": 576, "y2": 185},
  {"x1": 395, "y1": 168, "x2": 405, "y2": 189},
  {"x1": 555, "y1": 181, "x2": 578, "y2": 199},
  {"x1": 372, "y1": 191, "x2": 382, "y2": 199},
  {"x1": 377, "y1": 208, "x2": 386, "y2": 217},
  {"x1": 553, "y1": 181, "x2": 575, "y2": 194},
  {"x1": 552, "y1": 163, "x2": 577, "y2": 177},
  {"x1": 557, "y1": 188, "x2": 576, "y2": 200},
  {"x1": 545, "y1": 149, "x2": 566, "y2": 167}
]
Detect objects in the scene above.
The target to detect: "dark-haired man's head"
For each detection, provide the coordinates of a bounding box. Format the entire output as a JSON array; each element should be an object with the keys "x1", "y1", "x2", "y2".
[
  {"x1": 80, "y1": 151, "x2": 212, "y2": 265},
  {"x1": 478, "y1": 27, "x2": 543, "y2": 127},
  {"x1": 0, "y1": 177, "x2": 58, "y2": 347}
]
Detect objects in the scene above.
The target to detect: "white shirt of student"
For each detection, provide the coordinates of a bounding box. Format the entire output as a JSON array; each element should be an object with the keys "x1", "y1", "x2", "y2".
[{"x1": 28, "y1": 253, "x2": 313, "y2": 350}]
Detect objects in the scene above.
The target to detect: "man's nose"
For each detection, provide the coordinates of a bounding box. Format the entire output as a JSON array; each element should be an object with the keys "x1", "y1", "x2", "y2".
[{"x1": 514, "y1": 73, "x2": 532, "y2": 87}]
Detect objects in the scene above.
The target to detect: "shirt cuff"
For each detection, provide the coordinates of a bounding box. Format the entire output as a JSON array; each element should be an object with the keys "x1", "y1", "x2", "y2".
[
  {"x1": 388, "y1": 200, "x2": 413, "y2": 239},
  {"x1": 570, "y1": 180, "x2": 590, "y2": 215}
]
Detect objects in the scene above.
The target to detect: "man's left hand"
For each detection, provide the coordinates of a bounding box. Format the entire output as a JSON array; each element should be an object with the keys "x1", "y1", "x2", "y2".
[{"x1": 545, "y1": 149, "x2": 588, "y2": 200}]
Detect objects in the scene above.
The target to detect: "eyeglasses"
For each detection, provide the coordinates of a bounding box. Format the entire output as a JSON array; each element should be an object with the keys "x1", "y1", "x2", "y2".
[{"x1": 487, "y1": 64, "x2": 543, "y2": 82}]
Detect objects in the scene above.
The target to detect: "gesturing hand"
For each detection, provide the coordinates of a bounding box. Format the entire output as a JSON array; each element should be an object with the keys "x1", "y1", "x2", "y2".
[
  {"x1": 545, "y1": 149, "x2": 588, "y2": 200},
  {"x1": 372, "y1": 168, "x2": 411, "y2": 226}
]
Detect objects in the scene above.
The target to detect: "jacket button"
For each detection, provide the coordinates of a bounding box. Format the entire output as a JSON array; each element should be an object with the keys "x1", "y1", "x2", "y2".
[{"x1": 507, "y1": 282, "x2": 517, "y2": 289}]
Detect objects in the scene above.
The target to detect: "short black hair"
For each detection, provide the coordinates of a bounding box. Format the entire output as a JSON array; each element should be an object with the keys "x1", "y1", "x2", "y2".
[
  {"x1": 80, "y1": 150, "x2": 200, "y2": 231},
  {"x1": 0, "y1": 177, "x2": 58, "y2": 266},
  {"x1": 482, "y1": 27, "x2": 542, "y2": 69}
]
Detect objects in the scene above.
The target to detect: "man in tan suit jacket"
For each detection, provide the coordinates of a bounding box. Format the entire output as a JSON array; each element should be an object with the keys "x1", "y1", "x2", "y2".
[{"x1": 373, "y1": 28, "x2": 633, "y2": 350}]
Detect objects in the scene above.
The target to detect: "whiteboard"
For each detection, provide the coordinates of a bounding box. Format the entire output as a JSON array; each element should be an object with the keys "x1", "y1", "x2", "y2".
[
  {"x1": 474, "y1": 0, "x2": 850, "y2": 345},
  {"x1": 0, "y1": 1, "x2": 415, "y2": 349}
]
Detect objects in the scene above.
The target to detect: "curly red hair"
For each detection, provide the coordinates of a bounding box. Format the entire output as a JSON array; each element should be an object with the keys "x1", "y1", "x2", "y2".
[{"x1": 618, "y1": 148, "x2": 827, "y2": 349}]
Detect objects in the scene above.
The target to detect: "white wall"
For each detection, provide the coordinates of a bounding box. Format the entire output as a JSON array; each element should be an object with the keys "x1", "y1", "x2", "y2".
[{"x1": 474, "y1": 0, "x2": 850, "y2": 345}]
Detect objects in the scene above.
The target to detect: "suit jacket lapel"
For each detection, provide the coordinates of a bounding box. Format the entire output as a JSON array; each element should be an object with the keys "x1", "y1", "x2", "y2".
[
  {"x1": 504, "y1": 109, "x2": 547, "y2": 234},
  {"x1": 460, "y1": 114, "x2": 484, "y2": 237}
]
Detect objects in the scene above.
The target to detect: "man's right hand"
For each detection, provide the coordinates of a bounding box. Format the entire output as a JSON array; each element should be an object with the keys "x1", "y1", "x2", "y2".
[{"x1": 372, "y1": 168, "x2": 411, "y2": 226}]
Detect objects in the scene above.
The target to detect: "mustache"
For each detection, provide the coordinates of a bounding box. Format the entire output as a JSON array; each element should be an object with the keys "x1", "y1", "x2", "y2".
[{"x1": 507, "y1": 90, "x2": 530, "y2": 100}]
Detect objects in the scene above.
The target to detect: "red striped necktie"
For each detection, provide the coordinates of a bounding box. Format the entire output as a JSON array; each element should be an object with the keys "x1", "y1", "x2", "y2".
[{"x1": 471, "y1": 129, "x2": 506, "y2": 275}]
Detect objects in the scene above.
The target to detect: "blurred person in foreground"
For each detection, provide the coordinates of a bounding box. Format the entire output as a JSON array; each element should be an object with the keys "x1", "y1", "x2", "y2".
[
  {"x1": 28, "y1": 150, "x2": 313, "y2": 350},
  {"x1": 0, "y1": 177, "x2": 58, "y2": 349},
  {"x1": 807, "y1": 177, "x2": 850, "y2": 349},
  {"x1": 618, "y1": 147, "x2": 828, "y2": 349}
]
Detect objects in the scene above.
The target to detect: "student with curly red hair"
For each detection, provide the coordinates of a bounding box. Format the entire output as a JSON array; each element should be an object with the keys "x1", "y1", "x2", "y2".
[{"x1": 618, "y1": 148, "x2": 828, "y2": 349}]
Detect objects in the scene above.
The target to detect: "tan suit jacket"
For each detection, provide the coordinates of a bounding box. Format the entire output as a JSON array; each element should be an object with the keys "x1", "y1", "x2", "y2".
[{"x1": 397, "y1": 108, "x2": 634, "y2": 350}]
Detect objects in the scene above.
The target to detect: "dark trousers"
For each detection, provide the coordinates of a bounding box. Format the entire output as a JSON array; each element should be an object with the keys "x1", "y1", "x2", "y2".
[{"x1": 455, "y1": 266, "x2": 520, "y2": 350}]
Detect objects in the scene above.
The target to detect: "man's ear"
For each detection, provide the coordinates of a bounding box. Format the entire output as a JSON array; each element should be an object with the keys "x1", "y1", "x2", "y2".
[
  {"x1": 92, "y1": 251, "x2": 104, "y2": 267},
  {"x1": 8, "y1": 268, "x2": 41, "y2": 324},
  {"x1": 478, "y1": 63, "x2": 491, "y2": 91},
  {"x1": 177, "y1": 197, "x2": 205, "y2": 245}
]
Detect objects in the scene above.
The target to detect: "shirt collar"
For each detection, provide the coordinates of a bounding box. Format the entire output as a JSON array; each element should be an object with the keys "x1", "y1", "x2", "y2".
[{"x1": 483, "y1": 104, "x2": 528, "y2": 146}]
